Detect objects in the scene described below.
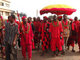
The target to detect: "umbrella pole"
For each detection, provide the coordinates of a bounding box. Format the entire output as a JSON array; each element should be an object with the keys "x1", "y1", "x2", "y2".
[{"x1": 36, "y1": 9, "x2": 38, "y2": 17}]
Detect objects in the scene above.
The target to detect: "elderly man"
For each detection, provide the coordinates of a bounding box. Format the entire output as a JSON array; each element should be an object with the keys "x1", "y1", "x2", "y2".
[
  {"x1": 61, "y1": 14, "x2": 70, "y2": 53},
  {"x1": 20, "y1": 16, "x2": 33, "y2": 60},
  {"x1": 49, "y1": 15, "x2": 63, "y2": 56}
]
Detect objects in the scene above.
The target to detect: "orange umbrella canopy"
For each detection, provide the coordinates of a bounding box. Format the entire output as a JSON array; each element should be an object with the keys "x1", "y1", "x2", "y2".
[{"x1": 40, "y1": 4, "x2": 76, "y2": 15}]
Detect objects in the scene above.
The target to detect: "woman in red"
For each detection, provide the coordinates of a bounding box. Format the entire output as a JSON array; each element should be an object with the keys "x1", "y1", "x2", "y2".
[{"x1": 20, "y1": 16, "x2": 33, "y2": 60}]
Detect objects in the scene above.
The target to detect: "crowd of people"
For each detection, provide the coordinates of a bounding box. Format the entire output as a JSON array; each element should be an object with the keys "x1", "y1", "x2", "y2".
[{"x1": 0, "y1": 14, "x2": 80, "y2": 60}]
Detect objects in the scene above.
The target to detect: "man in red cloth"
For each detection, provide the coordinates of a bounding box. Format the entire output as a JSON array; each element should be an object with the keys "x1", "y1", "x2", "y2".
[
  {"x1": 41, "y1": 16, "x2": 50, "y2": 56},
  {"x1": 73, "y1": 17, "x2": 79, "y2": 44},
  {"x1": 67, "y1": 19, "x2": 75, "y2": 52},
  {"x1": 77, "y1": 21, "x2": 80, "y2": 52},
  {"x1": 20, "y1": 16, "x2": 33, "y2": 60},
  {"x1": 27, "y1": 17, "x2": 35, "y2": 49},
  {"x1": 49, "y1": 15, "x2": 63, "y2": 56},
  {"x1": 33, "y1": 17, "x2": 41, "y2": 50},
  {"x1": 36, "y1": 17, "x2": 42, "y2": 50}
]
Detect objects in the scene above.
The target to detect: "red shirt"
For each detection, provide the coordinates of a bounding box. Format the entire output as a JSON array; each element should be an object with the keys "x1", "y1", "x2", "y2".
[
  {"x1": 73, "y1": 20, "x2": 79, "y2": 32},
  {"x1": 33, "y1": 21, "x2": 40, "y2": 32},
  {"x1": 20, "y1": 22, "x2": 33, "y2": 45},
  {"x1": 49, "y1": 21, "x2": 63, "y2": 38},
  {"x1": 77, "y1": 23, "x2": 80, "y2": 35}
]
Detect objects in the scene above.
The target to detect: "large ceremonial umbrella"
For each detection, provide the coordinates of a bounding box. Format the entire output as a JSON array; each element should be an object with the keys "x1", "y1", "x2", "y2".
[{"x1": 40, "y1": 4, "x2": 76, "y2": 15}]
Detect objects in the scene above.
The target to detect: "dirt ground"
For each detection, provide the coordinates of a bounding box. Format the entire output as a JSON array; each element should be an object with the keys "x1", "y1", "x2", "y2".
[{"x1": 0, "y1": 44, "x2": 80, "y2": 60}]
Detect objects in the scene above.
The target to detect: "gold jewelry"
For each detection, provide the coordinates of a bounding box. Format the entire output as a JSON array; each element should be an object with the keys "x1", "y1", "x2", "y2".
[
  {"x1": 62, "y1": 21, "x2": 69, "y2": 27},
  {"x1": 52, "y1": 20, "x2": 59, "y2": 27}
]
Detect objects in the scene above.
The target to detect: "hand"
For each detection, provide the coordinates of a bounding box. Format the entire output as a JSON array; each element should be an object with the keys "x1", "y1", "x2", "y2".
[
  {"x1": 40, "y1": 40, "x2": 42, "y2": 43},
  {"x1": 32, "y1": 39, "x2": 34, "y2": 42},
  {"x1": 60, "y1": 36, "x2": 62, "y2": 39},
  {"x1": 13, "y1": 41, "x2": 16, "y2": 47}
]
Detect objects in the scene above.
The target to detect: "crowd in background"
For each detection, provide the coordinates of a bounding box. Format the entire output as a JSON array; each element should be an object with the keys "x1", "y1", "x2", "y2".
[{"x1": 0, "y1": 14, "x2": 80, "y2": 60}]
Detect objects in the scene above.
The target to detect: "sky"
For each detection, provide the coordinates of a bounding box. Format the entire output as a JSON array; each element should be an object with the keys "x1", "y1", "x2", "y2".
[{"x1": 10, "y1": 0, "x2": 80, "y2": 19}]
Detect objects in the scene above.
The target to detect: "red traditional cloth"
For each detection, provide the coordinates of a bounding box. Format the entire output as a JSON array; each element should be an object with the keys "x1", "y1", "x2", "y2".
[
  {"x1": 33, "y1": 21, "x2": 41, "y2": 45},
  {"x1": 28, "y1": 22, "x2": 35, "y2": 49},
  {"x1": 41, "y1": 22, "x2": 50, "y2": 51},
  {"x1": 20, "y1": 22, "x2": 33, "y2": 58},
  {"x1": 38, "y1": 21, "x2": 42, "y2": 41},
  {"x1": 33, "y1": 21, "x2": 40, "y2": 32},
  {"x1": 73, "y1": 20, "x2": 79, "y2": 32},
  {"x1": 15, "y1": 20, "x2": 19, "y2": 25},
  {"x1": 60, "y1": 35, "x2": 64, "y2": 46},
  {"x1": 71, "y1": 23, "x2": 74, "y2": 30},
  {"x1": 67, "y1": 22, "x2": 75, "y2": 47},
  {"x1": 32, "y1": 41, "x2": 35, "y2": 49},
  {"x1": 20, "y1": 22, "x2": 33, "y2": 45},
  {"x1": 72, "y1": 20, "x2": 79, "y2": 43},
  {"x1": 49, "y1": 21, "x2": 63, "y2": 51},
  {"x1": 77, "y1": 23, "x2": 80, "y2": 49}
]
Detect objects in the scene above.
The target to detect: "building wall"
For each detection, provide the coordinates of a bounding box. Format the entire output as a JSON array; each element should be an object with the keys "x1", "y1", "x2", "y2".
[{"x1": 0, "y1": 0, "x2": 11, "y2": 19}]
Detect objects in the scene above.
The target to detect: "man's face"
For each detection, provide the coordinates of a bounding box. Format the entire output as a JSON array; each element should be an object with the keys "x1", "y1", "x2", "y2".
[
  {"x1": 28, "y1": 17, "x2": 32, "y2": 23},
  {"x1": 37, "y1": 17, "x2": 40, "y2": 21},
  {"x1": 53, "y1": 15, "x2": 57, "y2": 21},
  {"x1": 8, "y1": 16, "x2": 11, "y2": 21},
  {"x1": 63, "y1": 15, "x2": 67, "y2": 20},
  {"x1": 10, "y1": 16, "x2": 15, "y2": 23},
  {"x1": 22, "y1": 18, "x2": 26, "y2": 23},
  {"x1": 33, "y1": 17, "x2": 36, "y2": 21},
  {"x1": 74, "y1": 17, "x2": 78, "y2": 21}
]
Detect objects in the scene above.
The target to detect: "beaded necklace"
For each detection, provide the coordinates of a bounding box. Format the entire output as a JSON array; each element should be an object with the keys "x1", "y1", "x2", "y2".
[{"x1": 52, "y1": 20, "x2": 59, "y2": 27}]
